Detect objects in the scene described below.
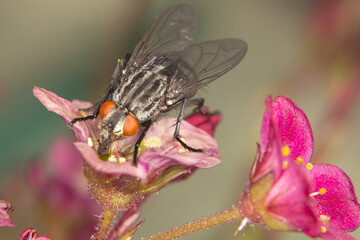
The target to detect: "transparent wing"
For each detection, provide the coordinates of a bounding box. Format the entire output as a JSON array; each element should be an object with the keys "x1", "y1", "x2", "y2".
[
  {"x1": 169, "y1": 38, "x2": 248, "y2": 96},
  {"x1": 125, "y1": 4, "x2": 197, "y2": 73}
]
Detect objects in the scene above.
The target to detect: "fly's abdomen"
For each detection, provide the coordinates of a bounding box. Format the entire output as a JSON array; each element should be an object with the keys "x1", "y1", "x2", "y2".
[{"x1": 114, "y1": 68, "x2": 169, "y2": 122}]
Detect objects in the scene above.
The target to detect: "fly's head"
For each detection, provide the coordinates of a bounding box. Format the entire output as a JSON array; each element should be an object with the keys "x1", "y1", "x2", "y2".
[{"x1": 98, "y1": 101, "x2": 139, "y2": 156}]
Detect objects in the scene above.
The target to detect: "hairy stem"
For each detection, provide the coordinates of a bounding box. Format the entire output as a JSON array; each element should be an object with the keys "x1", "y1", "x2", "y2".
[
  {"x1": 144, "y1": 206, "x2": 243, "y2": 240},
  {"x1": 92, "y1": 209, "x2": 117, "y2": 240}
]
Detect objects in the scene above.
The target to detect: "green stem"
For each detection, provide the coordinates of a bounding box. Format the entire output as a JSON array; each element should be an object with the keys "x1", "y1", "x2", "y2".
[
  {"x1": 144, "y1": 206, "x2": 243, "y2": 240},
  {"x1": 92, "y1": 208, "x2": 117, "y2": 240}
]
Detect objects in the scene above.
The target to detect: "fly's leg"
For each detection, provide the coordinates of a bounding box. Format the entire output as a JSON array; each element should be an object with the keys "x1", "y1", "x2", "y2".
[
  {"x1": 190, "y1": 98, "x2": 205, "y2": 114},
  {"x1": 68, "y1": 59, "x2": 126, "y2": 127},
  {"x1": 188, "y1": 98, "x2": 220, "y2": 117},
  {"x1": 68, "y1": 101, "x2": 102, "y2": 126},
  {"x1": 133, "y1": 120, "x2": 152, "y2": 166},
  {"x1": 174, "y1": 98, "x2": 204, "y2": 152}
]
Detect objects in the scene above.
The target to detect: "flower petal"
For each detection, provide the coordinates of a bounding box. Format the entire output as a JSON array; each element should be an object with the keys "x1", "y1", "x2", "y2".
[
  {"x1": 252, "y1": 96, "x2": 283, "y2": 181},
  {"x1": 139, "y1": 118, "x2": 221, "y2": 168},
  {"x1": 0, "y1": 200, "x2": 15, "y2": 227},
  {"x1": 271, "y1": 96, "x2": 314, "y2": 165},
  {"x1": 310, "y1": 164, "x2": 360, "y2": 232},
  {"x1": 184, "y1": 108, "x2": 221, "y2": 136},
  {"x1": 264, "y1": 166, "x2": 319, "y2": 236},
  {"x1": 108, "y1": 209, "x2": 141, "y2": 240},
  {"x1": 19, "y1": 228, "x2": 51, "y2": 240},
  {"x1": 250, "y1": 126, "x2": 283, "y2": 182},
  {"x1": 33, "y1": 86, "x2": 92, "y2": 142},
  {"x1": 74, "y1": 142, "x2": 149, "y2": 179}
]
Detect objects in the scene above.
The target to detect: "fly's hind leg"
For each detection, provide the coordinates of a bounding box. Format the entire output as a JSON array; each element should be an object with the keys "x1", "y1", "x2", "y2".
[{"x1": 173, "y1": 98, "x2": 204, "y2": 152}]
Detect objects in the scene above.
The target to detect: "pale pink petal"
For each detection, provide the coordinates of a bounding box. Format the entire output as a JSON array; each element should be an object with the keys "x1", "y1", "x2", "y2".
[
  {"x1": 139, "y1": 118, "x2": 221, "y2": 169},
  {"x1": 74, "y1": 142, "x2": 149, "y2": 179},
  {"x1": 33, "y1": 86, "x2": 90, "y2": 142},
  {"x1": 0, "y1": 200, "x2": 15, "y2": 227}
]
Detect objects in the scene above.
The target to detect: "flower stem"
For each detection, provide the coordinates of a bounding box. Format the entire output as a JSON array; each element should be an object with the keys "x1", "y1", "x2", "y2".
[
  {"x1": 144, "y1": 207, "x2": 243, "y2": 240},
  {"x1": 92, "y1": 208, "x2": 117, "y2": 240}
]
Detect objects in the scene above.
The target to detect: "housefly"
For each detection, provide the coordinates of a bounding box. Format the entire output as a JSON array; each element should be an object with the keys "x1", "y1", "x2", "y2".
[{"x1": 69, "y1": 3, "x2": 248, "y2": 166}]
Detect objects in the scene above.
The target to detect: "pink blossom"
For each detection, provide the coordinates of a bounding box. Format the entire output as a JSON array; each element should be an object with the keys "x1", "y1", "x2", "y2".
[
  {"x1": 27, "y1": 138, "x2": 101, "y2": 240},
  {"x1": 33, "y1": 86, "x2": 221, "y2": 210},
  {"x1": 241, "y1": 96, "x2": 360, "y2": 239},
  {"x1": 19, "y1": 228, "x2": 50, "y2": 240},
  {"x1": 34, "y1": 86, "x2": 220, "y2": 179},
  {"x1": 309, "y1": 163, "x2": 360, "y2": 239},
  {"x1": 184, "y1": 108, "x2": 221, "y2": 136},
  {"x1": 0, "y1": 200, "x2": 15, "y2": 227}
]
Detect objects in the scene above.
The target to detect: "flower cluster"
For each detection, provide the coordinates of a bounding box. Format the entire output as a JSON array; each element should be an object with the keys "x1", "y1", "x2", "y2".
[{"x1": 240, "y1": 96, "x2": 360, "y2": 239}]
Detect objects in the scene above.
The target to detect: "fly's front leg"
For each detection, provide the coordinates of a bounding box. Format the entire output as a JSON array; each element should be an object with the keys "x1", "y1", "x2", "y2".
[
  {"x1": 69, "y1": 59, "x2": 126, "y2": 127},
  {"x1": 133, "y1": 120, "x2": 152, "y2": 166},
  {"x1": 174, "y1": 98, "x2": 203, "y2": 152},
  {"x1": 68, "y1": 101, "x2": 102, "y2": 127}
]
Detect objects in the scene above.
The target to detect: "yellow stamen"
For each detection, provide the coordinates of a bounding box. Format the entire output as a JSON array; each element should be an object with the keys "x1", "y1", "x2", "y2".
[
  {"x1": 179, "y1": 148, "x2": 189, "y2": 153},
  {"x1": 296, "y1": 157, "x2": 304, "y2": 164},
  {"x1": 319, "y1": 215, "x2": 330, "y2": 225},
  {"x1": 118, "y1": 157, "x2": 126, "y2": 164},
  {"x1": 108, "y1": 155, "x2": 127, "y2": 163},
  {"x1": 108, "y1": 155, "x2": 117, "y2": 163},
  {"x1": 282, "y1": 145, "x2": 290, "y2": 156},
  {"x1": 321, "y1": 226, "x2": 327, "y2": 233},
  {"x1": 309, "y1": 188, "x2": 327, "y2": 197},
  {"x1": 142, "y1": 136, "x2": 161, "y2": 148},
  {"x1": 117, "y1": 59, "x2": 121, "y2": 63},
  {"x1": 306, "y1": 163, "x2": 313, "y2": 170},
  {"x1": 87, "y1": 137, "x2": 94, "y2": 147},
  {"x1": 282, "y1": 160, "x2": 288, "y2": 169}
]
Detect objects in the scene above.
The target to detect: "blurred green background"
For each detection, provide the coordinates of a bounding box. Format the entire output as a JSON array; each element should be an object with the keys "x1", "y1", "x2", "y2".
[{"x1": 1, "y1": 0, "x2": 360, "y2": 239}]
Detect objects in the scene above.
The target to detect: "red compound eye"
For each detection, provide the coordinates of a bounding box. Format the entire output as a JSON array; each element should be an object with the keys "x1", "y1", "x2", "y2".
[
  {"x1": 123, "y1": 114, "x2": 139, "y2": 136},
  {"x1": 99, "y1": 101, "x2": 116, "y2": 118}
]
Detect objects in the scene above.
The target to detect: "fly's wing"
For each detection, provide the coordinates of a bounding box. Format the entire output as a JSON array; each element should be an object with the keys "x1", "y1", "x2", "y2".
[
  {"x1": 169, "y1": 39, "x2": 248, "y2": 97},
  {"x1": 125, "y1": 4, "x2": 197, "y2": 74}
]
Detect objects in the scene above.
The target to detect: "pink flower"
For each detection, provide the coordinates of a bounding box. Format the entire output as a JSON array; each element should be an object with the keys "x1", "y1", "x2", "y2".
[
  {"x1": 0, "y1": 200, "x2": 15, "y2": 227},
  {"x1": 33, "y1": 86, "x2": 220, "y2": 178},
  {"x1": 28, "y1": 138, "x2": 99, "y2": 213},
  {"x1": 33, "y1": 86, "x2": 221, "y2": 210},
  {"x1": 309, "y1": 163, "x2": 360, "y2": 239},
  {"x1": 27, "y1": 138, "x2": 101, "y2": 240},
  {"x1": 241, "y1": 96, "x2": 360, "y2": 239},
  {"x1": 19, "y1": 228, "x2": 50, "y2": 240},
  {"x1": 184, "y1": 108, "x2": 221, "y2": 136}
]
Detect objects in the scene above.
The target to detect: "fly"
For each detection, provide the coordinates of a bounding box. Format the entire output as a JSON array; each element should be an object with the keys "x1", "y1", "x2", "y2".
[{"x1": 69, "y1": 3, "x2": 248, "y2": 166}]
